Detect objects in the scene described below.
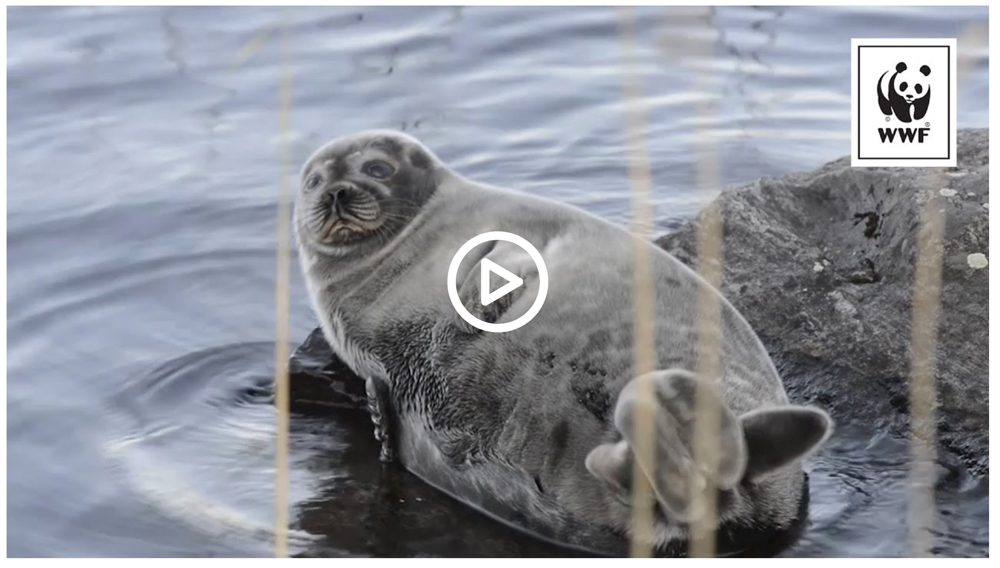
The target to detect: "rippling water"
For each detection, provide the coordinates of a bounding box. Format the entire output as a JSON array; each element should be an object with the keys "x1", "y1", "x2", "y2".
[{"x1": 7, "y1": 5, "x2": 989, "y2": 557}]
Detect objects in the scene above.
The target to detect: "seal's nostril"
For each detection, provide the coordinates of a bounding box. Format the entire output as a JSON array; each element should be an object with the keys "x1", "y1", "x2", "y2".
[
  {"x1": 328, "y1": 185, "x2": 359, "y2": 211},
  {"x1": 328, "y1": 186, "x2": 347, "y2": 205}
]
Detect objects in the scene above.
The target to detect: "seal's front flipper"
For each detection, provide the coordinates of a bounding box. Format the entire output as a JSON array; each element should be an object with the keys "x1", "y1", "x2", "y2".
[
  {"x1": 365, "y1": 376, "x2": 396, "y2": 464},
  {"x1": 585, "y1": 369, "x2": 746, "y2": 522}
]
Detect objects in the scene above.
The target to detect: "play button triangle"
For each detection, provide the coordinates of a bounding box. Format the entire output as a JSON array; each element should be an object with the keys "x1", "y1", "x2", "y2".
[{"x1": 481, "y1": 258, "x2": 523, "y2": 306}]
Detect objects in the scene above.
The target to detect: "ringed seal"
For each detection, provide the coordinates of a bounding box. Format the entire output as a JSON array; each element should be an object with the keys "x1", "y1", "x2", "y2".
[{"x1": 293, "y1": 130, "x2": 833, "y2": 556}]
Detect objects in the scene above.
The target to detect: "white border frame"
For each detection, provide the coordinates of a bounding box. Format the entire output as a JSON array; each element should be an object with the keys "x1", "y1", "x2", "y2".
[{"x1": 1, "y1": 1, "x2": 994, "y2": 563}]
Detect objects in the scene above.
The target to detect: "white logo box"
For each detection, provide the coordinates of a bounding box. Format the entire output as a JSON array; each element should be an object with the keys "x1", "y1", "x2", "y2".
[{"x1": 851, "y1": 38, "x2": 957, "y2": 167}]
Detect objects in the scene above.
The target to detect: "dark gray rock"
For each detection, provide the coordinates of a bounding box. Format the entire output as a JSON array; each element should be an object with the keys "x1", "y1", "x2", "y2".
[{"x1": 656, "y1": 129, "x2": 989, "y2": 475}]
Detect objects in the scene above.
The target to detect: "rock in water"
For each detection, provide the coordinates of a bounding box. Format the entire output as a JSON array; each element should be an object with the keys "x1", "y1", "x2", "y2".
[
  {"x1": 288, "y1": 327, "x2": 368, "y2": 415},
  {"x1": 656, "y1": 129, "x2": 988, "y2": 475}
]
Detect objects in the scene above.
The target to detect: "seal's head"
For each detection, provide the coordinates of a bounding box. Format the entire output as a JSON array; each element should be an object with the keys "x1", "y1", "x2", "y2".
[{"x1": 295, "y1": 130, "x2": 441, "y2": 256}]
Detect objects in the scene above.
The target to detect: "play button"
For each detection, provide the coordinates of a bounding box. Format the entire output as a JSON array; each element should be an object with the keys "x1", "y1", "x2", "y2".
[
  {"x1": 447, "y1": 231, "x2": 549, "y2": 333},
  {"x1": 480, "y1": 258, "x2": 523, "y2": 306}
]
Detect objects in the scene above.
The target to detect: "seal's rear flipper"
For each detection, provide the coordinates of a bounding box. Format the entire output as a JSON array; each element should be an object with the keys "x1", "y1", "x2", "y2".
[
  {"x1": 585, "y1": 370, "x2": 746, "y2": 523},
  {"x1": 739, "y1": 406, "x2": 832, "y2": 482},
  {"x1": 586, "y1": 370, "x2": 834, "y2": 523}
]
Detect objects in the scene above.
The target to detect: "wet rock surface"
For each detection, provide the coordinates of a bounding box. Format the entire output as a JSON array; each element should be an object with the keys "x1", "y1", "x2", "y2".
[{"x1": 656, "y1": 128, "x2": 989, "y2": 476}]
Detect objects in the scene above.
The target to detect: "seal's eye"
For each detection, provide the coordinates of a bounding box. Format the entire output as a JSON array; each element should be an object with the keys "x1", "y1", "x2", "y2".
[
  {"x1": 362, "y1": 160, "x2": 395, "y2": 180},
  {"x1": 305, "y1": 175, "x2": 322, "y2": 190}
]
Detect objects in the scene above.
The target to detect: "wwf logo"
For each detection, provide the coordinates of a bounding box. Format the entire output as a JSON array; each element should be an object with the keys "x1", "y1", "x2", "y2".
[
  {"x1": 851, "y1": 38, "x2": 956, "y2": 167},
  {"x1": 877, "y1": 62, "x2": 931, "y2": 123}
]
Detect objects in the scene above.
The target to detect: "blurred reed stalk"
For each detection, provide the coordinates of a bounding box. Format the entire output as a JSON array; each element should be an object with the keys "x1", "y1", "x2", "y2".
[
  {"x1": 659, "y1": 6, "x2": 725, "y2": 557},
  {"x1": 615, "y1": 5, "x2": 658, "y2": 558},
  {"x1": 273, "y1": 12, "x2": 293, "y2": 559},
  {"x1": 907, "y1": 22, "x2": 986, "y2": 557},
  {"x1": 683, "y1": 8, "x2": 724, "y2": 558},
  {"x1": 906, "y1": 178, "x2": 943, "y2": 559},
  {"x1": 233, "y1": 25, "x2": 276, "y2": 67}
]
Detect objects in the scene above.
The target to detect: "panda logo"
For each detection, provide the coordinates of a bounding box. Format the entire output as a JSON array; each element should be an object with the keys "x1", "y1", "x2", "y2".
[{"x1": 877, "y1": 62, "x2": 931, "y2": 123}]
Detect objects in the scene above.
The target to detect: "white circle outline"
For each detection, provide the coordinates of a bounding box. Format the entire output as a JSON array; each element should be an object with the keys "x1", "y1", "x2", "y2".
[{"x1": 446, "y1": 231, "x2": 549, "y2": 333}]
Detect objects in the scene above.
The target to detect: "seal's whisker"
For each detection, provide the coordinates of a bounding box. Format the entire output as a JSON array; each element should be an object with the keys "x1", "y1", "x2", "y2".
[
  {"x1": 378, "y1": 212, "x2": 419, "y2": 222},
  {"x1": 379, "y1": 197, "x2": 425, "y2": 210},
  {"x1": 372, "y1": 224, "x2": 393, "y2": 248}
]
